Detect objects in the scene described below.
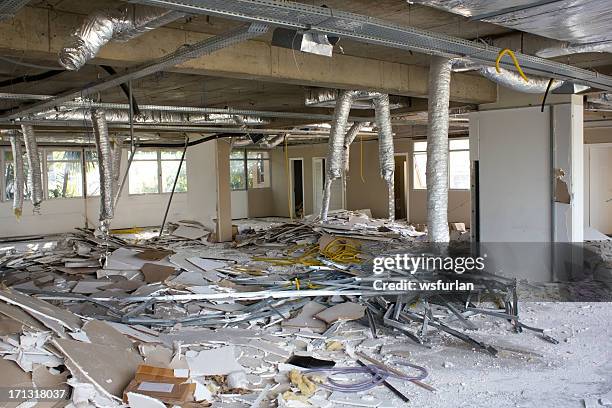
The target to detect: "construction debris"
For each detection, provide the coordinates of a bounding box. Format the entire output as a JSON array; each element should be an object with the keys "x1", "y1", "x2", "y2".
[{"x1": 0, "y1": 210, "x2": 605, "y2": 407}]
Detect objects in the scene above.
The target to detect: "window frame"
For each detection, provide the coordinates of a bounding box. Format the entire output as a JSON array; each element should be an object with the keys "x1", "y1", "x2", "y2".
[
  {"x1": 128, "y1": 148, "x2": 188, "y2": 196},
  {"x1": 412, "y1": 138, "x2": 471, "y2": 191},
  {"x1": 230, "y1": 149, "x2": 271, "y2": 191}
]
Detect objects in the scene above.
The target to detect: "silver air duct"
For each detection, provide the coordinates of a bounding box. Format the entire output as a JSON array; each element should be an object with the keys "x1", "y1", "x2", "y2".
[
  {"x1": 111, "y1": 135, "x2": 124, "y2": 200},
  {"x1": 342, "y1": 122, "x2": 367, "y2": 175},
  {"x1": 32, "y1": 108, "x2": 266, "y2": 125},
  {"x1": 478, "y1": 66, "x2": 564, "y2": 94},
  {"x1": 537, "y1": 41, "x2": 612, "y2": 58},
  {"x1": 91, "y1": 109, "x2": 114, "y2": 234},
  {"x1": 320, "y1": 90, "x2": 358, "y2": 221},
  {"x1": 8, "y1": 132, "x2": 24, "y2": 218},
  {"x1": 372, "y1": 94, "x2": 396, "y2": 221},
  {"x1": 59, "y1": 6, "x2": 185, "y2": 70},
  {"x1": 427, "y1": 57, "x2": 452, "y2": 243},
  {"x1": 20, "y1": 124, "x2": 43, "y2": 214},
  {"x1": 259, "y1": 134, "x2": 286, "y2": 148}
]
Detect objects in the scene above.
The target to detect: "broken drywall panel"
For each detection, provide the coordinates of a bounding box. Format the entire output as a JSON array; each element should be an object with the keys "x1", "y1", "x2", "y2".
[
  {"x1": 106, "y1": 322, "x2": 161, "y2": 343},
  {"x1": 139, "y1": 344, "x2": 173, "y2": 367},
  {"x1": 53, "y1": 338, "x2": 143, "y2": 398},
  {"x1": 554, "y1": 169, "x2": 571, "y2": 204},
  {"x1": 106, "y1": 248, "x2": 174, "y2": 271},
  {"x1": 168, "y1": 271, "x2": 211, "y2": 287},
  {"x1": 0, "y1": 289, "x2": 82, "y2": 332},
  {"x1": 172, "y1": 225, "x2": 208, "y2": 240},
  {"x1": 82, "y1": 320, "x2": 135, "y2": 349},
  {"x1": 0, "y1": 357, "x2": 33, "y2": 388},
  {"x1": 314, "y1": 302, "x2": 366, "y2": 324},
  {"x1": 0, "y1": 302, "x2": 47, "y2": 332},
  {"x1": 2, "y1": 331, "x2": 63, "y2": 372},
  {"x1": 140, "y1": 263, "x2": 177, "y2": 283},
  {"x1": 97, "y1": 268, "x2": 142, "y2": 280},
  {"x1": 186, "y1": 257, "x2": 228, "y2": 271},
  {"x1": 186, "y1": 346, "x2": 244, "y2": 376},
  {"x1": 282, "y1": 301, "x2": 328, "y2": 333},
  {"x1": 126, "y1": 392, "x2": 167, "y2": 408}
]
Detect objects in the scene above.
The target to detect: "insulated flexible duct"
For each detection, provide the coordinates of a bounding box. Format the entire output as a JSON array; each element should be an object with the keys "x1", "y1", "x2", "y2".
[
  {"x1": 111, "y1": 135, "x2": 124, "y2": 200},
  {"x1": 20, "y1": 124, "x2": 43, "y2": 214},
  {"x1": 427, "y1": 57, "x2": 452, "y2": 243},
  {"x1": 59, "y1": 6, "x2": 185, "y2": 70},
  {"x1": 343, "y1": 122, "x2": 367, "y2": 175},
  {"x1": 259, "y1": 134, "x2": 286, "y2": 148},
  {"x1": 537, "y1": 41, "x2": 612, "y2": 58},
  {"x1": 91, "y1": 109, "x2": 114, "y2": 234},
  {"x1": 372, "y1": 94, "x2": 396, "y2": 221},
  {"x1": 478, "y1": 66, "x2": 564, "y2": 94},
  {"x1": 8, "y1": 132, "x2": 24, "y2": 218},
  {"x1": 32, "y1": 108, "x2": 265, "y2": 126},
  {"x1": 320, "y1": 90, "x2": 358, "y2": 221}
]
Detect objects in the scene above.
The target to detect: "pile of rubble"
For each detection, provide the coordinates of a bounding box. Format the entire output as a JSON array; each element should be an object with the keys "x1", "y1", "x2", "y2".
[{"x1": 0, "y1": 211, "x2": 562, "y2": 407}]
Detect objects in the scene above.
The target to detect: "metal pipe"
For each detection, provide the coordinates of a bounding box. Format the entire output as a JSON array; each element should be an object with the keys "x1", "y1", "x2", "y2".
[
  {"x1": 8, "y1": 131, "x2": 24, "y2": 218},
  {"x1": 20, "y1": 124, "x2": 43, "y2": 214},
  {"x1": 426, "y1": 57, "x2": 452, "y2": 243},
  {"x1": 91, "y1": 109, "x2": 114, "y2": 235},
  {"x1": 320, "y1": 90, "x2": 358, "y2": 221},
  {"x1": 159, "y1": 140, "x2": 188, "y2": 236},
  {"x1": 372, "y1": 93, "x2": 396, "y2": 221},
  {"x1": 59, "y1": 5, "x2": 185, "y2": 70}
]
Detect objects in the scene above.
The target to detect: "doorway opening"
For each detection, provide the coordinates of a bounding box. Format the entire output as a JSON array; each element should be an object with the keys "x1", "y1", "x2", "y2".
[
  {"x1": 290, "y1": 158, "x2": 304, "y2": 218},
  {"x1": 394, "y1": 154, "x2": 408, "y2": 220}
]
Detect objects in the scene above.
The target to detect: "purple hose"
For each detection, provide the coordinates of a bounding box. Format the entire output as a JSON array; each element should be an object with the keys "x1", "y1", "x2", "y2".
[{"x1": 304, "y1": 360, "x2": 428, "y2": 392}]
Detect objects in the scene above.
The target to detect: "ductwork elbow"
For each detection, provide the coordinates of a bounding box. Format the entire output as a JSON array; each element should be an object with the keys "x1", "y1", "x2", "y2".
[
  {"x1": 59, "y1": 6, "x2": 185, "y2": 70},
  {"x1": 479, "y1": 66, "x2": 563, "y2": 93},
  {"x1": 259, "y1": 134, "x2": 286, "y2": 148}
]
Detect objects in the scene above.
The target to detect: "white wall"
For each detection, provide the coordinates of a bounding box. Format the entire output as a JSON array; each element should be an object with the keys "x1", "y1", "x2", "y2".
[{"x1": 1, "y1": 142, "x2": 217, "y2": 237}]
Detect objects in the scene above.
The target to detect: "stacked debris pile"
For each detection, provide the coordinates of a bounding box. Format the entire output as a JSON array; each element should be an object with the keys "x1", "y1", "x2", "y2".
[{"x1": 0, "y1": 212, "x2": 562, "y2": 407}]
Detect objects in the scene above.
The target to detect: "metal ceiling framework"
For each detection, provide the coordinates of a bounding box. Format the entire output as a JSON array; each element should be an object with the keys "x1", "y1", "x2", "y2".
[
  {"x1": 127, "y1": 0, "x2": 612, "y2": 91},
  {"x1": 0, "y1": 22, "x2": 270, "y2": 121}
]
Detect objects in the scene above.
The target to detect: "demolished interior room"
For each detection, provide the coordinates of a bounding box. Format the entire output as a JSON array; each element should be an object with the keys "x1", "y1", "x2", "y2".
[{"x1": 0, "y1": 1, "x2": 611, "y2": 407}]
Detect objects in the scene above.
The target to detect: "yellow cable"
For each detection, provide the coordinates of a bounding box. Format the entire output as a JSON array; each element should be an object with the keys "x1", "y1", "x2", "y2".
[
  {"x1": 496, "y1": 48, "x2": 528, "y2": 82},
  {"x1": 294, "y1": 278, "x2": 300, "y2": 290},
  {"x1": 285, "y1": 135, "x2": 293, "y2": 219},
  {"x1": 360, "y1": 134, "x2": 366, "y2": 183}
]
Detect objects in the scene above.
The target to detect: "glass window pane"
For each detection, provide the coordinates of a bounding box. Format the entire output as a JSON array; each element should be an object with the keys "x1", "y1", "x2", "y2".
[
  {"x1": 161, "y1": 150, "x2": 183, "y2": 160},
  {"x1": 247, "y1": 158, "x2": 270, "y2": 188},
  {"x1": 247, "y1": 150, "x2": 269, "y2": 159},
  {"x1": 230, "y1": 160, "x2": 246, "y2": 190},
  {"x1": 47, "y1": 161, "x2": 83, "y2": 198},
  {"x1": 85, "y1": 161, "x2": 100, "y2": 196},
  {"x1": 413, "y1": 141, "x2": 427, "y2": 152},
  {"x1": 134, "y1": 150, "x2": 157, "y2": 160},
  {"x1": 129, "y1": 161, "x2": 159, "y2": 194},
  {"x1": 449, "y1": 150, "x2": 470, "y2": 189},
  {"x1": 230, "y1": 150, "x2": 245, "y2": 160},
  {"x1": 449, "y1": 139, "x2": 469, "y2": 150},
  {"x1": 161, "y1": 160, "x2": 187, "y2": 193},
  {"x1": 47, "y1": 150, "x2": 81, "y2": 161},
  {"x1": 413, "y1": 152, "x2": 427, "y2": 189}
]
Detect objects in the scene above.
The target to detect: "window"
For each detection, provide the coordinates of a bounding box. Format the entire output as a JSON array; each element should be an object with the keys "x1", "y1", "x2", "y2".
[
  {"x1": 412, "y1": 139, "x2": 470, "y2": 190},
  {"x1": 230, "y1": 150, "x2": 271, "y2": 190},
  {"x1": 84, "y1": 150, "x2": 100, "y2": 196},
  {"x1": 247, "y1": 151, "x2": 271, "y2": 188},
  {"x1": 3, "y1": 149, "x2": 31, "y2": 201},
  {"x1": 46, "y1": 150, "x2": 83, "y2": 198},
  {"x1": 128, "y1": 149, "x2": 187, "y2": 195}
]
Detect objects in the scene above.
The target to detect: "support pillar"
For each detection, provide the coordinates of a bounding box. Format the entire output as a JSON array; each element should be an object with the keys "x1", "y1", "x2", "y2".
[{"x1": 215, "y1": 139, "x2": 233, "y2": 242}]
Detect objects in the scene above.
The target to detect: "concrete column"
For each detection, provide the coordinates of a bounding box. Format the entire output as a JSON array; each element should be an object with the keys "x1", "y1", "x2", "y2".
[{"x1": 215, "y1": 139, "x2": 233, "y2": 242}]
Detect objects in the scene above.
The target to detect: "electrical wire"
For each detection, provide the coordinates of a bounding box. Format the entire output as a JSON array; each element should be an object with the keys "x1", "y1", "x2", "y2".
[
  {"x1": 541, "y1": 78, "x2": 554, "y2": 112},
  {"x1": 304, "y1": 360, "x2": 428, "y2": 392},
  {"x1": 495, "y1": 48, "x2": 528, "y2": 82}
]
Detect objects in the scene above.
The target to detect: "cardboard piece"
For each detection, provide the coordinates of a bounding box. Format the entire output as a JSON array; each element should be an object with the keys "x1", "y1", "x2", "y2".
[
  {"x1": 140, "y1": 263, "x2": 177, "y2": 283},
  {"x1": 123, "y1": 365, "x2": 195, "y2": 404}
]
